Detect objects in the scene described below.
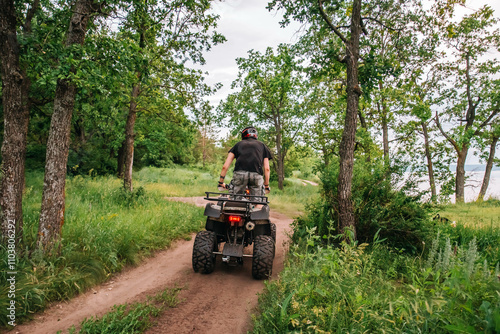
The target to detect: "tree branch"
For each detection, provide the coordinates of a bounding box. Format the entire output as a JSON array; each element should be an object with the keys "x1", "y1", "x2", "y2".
[
  {"x1": 362, "y1": 16, "x2": 403, "y2": 32},
  {"x1": 473, "y1": 109, "x2": 499, "y2": 136},
  {"x1": 435, "y1": 111, "x2": 460, "y2": 152},
  {"x1": 23, "y1": 0, "x2": 40, "y2": 33},
  {"x1": 318, "y1": 0, "x2": 348, "y2": 45}
]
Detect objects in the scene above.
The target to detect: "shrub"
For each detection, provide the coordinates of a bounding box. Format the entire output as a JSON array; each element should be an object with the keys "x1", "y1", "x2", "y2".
[{"x1": 294, "y1": 159, "x2": 433, "y2": 253}]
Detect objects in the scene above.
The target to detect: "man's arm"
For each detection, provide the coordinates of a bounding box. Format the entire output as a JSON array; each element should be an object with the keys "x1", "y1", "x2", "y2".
[
  {"x1": 220, "y1": 152, "x2": 235, "y2": 179},
  {"x1": 263, "y1": 157, "x2": 270, "y2": 190}
]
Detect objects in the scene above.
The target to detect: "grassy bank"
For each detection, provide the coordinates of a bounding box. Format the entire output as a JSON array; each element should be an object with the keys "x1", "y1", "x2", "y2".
[{"x1": 252, "y1": 201, "x2": 500, "y2": 333}]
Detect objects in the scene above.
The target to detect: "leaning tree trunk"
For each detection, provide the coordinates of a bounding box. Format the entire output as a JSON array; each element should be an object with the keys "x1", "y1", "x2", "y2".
[
  {"x1": 38, "y1": 0, "x2": 97, "y2": 250},
  {"x1": 455, "y1": 146, "x2": 468, "y2": 203},
  {"x1": 0, "y1": 0, "x2": 37, "y2": 242},
  {"x1": 337, "y1": 0, "x2": 362, "y2": 240},
  {"x1": 478, "y1": 135, "x2": 498, "y2": 201},
  {"x1": 422, "y1": 121, "x2": 437, "y2": 202},
  {"x1": 123, "y1": 83, "x2": 140, "y2": 192}
]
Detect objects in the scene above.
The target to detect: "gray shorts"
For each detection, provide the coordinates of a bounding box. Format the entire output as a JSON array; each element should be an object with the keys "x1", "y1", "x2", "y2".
[{"x1": 230, "y1": 171, "x2": 264, "y2": 199}]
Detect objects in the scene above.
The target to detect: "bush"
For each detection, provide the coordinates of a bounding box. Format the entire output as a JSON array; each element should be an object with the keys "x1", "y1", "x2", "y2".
[{"x1": 293, "y1": 159, "x2": 433, "y2": 253}]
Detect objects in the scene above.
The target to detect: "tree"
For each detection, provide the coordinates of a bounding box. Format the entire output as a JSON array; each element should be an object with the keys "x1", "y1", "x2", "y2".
[
  {"x1": 0, "y1": 0, "x2": 39, "y2": 241},
  {"x1": 269, "y1": 0, "x2": 424, "y2": 238},
  {"x1": 118, "y1": 0, "x2": 224, "y2": 191},
  {"x1": 37, "y1": 0, "x2": 103, "y2": 250},
  {"x1": 218, "y1": 44, "x2": 309, "y2": 190},
  {"x1": 434, "y1": 5, "x2": 500, "y2": 203}
]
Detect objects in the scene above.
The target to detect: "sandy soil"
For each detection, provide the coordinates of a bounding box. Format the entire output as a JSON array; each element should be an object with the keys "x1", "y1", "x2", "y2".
[{"x1": 9, "y1": 197, "x2": 292, "y2": 334}]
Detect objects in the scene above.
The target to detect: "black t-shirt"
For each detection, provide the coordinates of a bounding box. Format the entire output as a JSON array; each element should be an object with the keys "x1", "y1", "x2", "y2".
[{"x1": 229, "y1": 138, "x2": 272, "y2": 175}]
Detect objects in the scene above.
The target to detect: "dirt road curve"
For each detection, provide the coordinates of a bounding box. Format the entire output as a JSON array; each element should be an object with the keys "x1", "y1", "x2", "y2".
[{"x1": 10, "y1": 197, "x2": 292, "y2": 334}]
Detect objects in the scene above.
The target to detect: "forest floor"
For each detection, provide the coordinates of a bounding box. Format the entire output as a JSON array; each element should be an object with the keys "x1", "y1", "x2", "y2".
[{"x1": 10, "y1": 197, "x2": 293, "y2": 334}]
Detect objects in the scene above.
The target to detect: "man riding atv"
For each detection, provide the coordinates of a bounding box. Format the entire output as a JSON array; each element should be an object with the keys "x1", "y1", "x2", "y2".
[
  {"x1": 192, "y1": 126, "x2": 276, "y2": 279},
  {"x1": 218, "y1": 126, "x2": 272, "y2": 199}
]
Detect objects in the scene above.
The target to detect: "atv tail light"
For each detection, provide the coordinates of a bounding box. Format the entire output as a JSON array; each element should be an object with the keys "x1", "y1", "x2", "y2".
[{"x1": 228, "y1": 215, "x2": 242, "y2": 223}]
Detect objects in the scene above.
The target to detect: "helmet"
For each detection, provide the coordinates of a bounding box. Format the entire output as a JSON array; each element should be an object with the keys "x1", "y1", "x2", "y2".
[{"x1": 241, "y1": 126, "x2": 258, "y2": 140}]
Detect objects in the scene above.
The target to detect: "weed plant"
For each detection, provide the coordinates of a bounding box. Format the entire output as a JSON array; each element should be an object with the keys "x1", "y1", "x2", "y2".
[
  {"x1": 433, "y1": 200, "x2": 500, "y2": 265},
  {"x1": 0, "y1": 170, "x2": 204, "y2": 327},
  {"x1": 252, "y1": 230, "x2": 500, "y2": 333}
]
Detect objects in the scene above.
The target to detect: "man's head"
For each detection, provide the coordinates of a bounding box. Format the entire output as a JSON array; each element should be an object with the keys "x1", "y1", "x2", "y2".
[{"x1": 241, "y1": 126, "x2": 258, "y2": 140}]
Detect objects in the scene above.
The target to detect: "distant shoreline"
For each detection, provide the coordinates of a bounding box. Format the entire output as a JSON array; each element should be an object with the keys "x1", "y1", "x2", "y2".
[{"x1": 450, "y1": 164, "x2": 500, "y2": 172}]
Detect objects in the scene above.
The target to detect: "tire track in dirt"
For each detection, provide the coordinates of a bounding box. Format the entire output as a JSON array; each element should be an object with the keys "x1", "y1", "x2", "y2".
[{"x1": 9, "y1": 197, "x2": 292, "y2": 334}]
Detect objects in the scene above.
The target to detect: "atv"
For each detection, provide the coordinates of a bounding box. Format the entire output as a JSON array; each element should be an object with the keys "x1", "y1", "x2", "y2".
[{"x1": 192, "y1": 191, "x2": 276, "y2": 279}]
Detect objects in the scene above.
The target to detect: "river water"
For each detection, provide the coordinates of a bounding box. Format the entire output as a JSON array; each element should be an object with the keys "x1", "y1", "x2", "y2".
[{"x1": 413, "y1": 168, "x2": 500, "y2": 203}]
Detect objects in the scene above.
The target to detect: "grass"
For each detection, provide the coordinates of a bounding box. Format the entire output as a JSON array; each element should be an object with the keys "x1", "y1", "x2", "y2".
[
  {"x1": 252, "y1": 232, "x2": 500, "y2": 333},
  {"x1": 67, "y1": 286, "x2": 182, "y2": 334},
  {"x1": 434, "y1": 199, "x2": 500, "y2": 229},
  {"x1": 136, "y1": 166, "x2": 320, "y2": 218},
  {"x1": 433, "y1": 199, "x2": 500, "y2": 265},
  {"x1": 1, "y1": 169, "x2": 205, "y2": 328}
]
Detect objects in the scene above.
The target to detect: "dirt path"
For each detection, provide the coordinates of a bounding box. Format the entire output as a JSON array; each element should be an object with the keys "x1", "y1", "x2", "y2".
[{"x1": 10, "y1": 197, "x2": 292, "y2": 334}]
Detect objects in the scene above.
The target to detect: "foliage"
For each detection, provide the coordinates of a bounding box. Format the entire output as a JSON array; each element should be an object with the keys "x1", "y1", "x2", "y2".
[
  {"x1": 0, "y1": 170, "x2": 204, "y2": 327},
  {"x1": 294, "y1": 159, "x2": 433, "y2": 252},
  {"x1": 252, "y1": 228, "x2": 500, "y2": 333},
  {"x1": 217, "y1": 44, "x2": 310, "y2": 189}
]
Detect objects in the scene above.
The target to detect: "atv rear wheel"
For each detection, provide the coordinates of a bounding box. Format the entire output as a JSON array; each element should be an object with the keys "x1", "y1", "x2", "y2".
[
  {"x1": 192, "y1": 231, "x2": 217, "y2": 274},
  {"x1": 270, "y1": 223, "x2": 276, "y2": 242},
  {"x1": 252, "y1": 235, "x2": 274, "y2": 279}
]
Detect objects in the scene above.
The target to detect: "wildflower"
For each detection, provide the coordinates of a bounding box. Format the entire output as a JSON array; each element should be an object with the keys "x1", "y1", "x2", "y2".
[{"x1": 451, "y1": 221, "x2": 456, "y2": 227}]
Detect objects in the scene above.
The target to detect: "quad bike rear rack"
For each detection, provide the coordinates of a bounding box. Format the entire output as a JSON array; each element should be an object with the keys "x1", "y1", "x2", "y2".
[
  {"x1": 204, "y1": 191, "x2": 269, "y2": 204},
  {"x1": 204, "y1": 192, "x2": 270, "y2": 220}
]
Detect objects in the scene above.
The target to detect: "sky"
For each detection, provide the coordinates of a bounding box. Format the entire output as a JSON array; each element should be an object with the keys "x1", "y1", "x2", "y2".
[
  {"x1": 195, "y1": 0, "x2": 303, "y2": 107},
  {"x1": 195, "y1": 0, "x2": 500, "y2": 165},
  {"x1": 197, "y1": 0, "x2": 500, "y2": 106}
]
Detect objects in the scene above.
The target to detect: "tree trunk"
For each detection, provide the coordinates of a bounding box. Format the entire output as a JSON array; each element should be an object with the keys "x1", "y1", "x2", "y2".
[
  {"x1": 478, "y1": 135, "x2": 498, "y2": 201},
  {"x1": 38, "y1": 0, "x2": 97, "y2": 250},
  {"x1": 381, "y1": 107, "x2": 389, "y2": 163},
  {"x1": 273, "y1": 115, "x2": 285, "y2": 190},
  {"x1": 0, "y1": 0, "x2": 37, "y2": 242},
  {"x1": 377, "y1": 82, "x2": 389, "y2": 164},
  {"x1": 123, "y1": 26, "x2": 145, "y2": 192},
  {"x1": 337, "y1": 0, "x2": 361, "y2": 240},
  {"x1": 123, "y1": 83, "x2": 140, "y2": 192},
  {"x1": 455, "y1": 146, "x2": 468, "y2": 203},
  {"x1": 202, "y1": 127, "x2": 207, "y2": 168},
  {"x1": 422, "y1": 121, "x2": 437, "y2": 202}
]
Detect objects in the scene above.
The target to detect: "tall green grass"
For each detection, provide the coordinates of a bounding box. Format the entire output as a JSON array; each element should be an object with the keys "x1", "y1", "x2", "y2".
[
  {"x1": 252, "y1": 230, "x2": 500, "y2": 333},
  {"x1": 434, "y1": 200, "x2": 500, "y2": 265},
  {"x1": 1, "y1": 170, "x2": 204, "y2": 327}
]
